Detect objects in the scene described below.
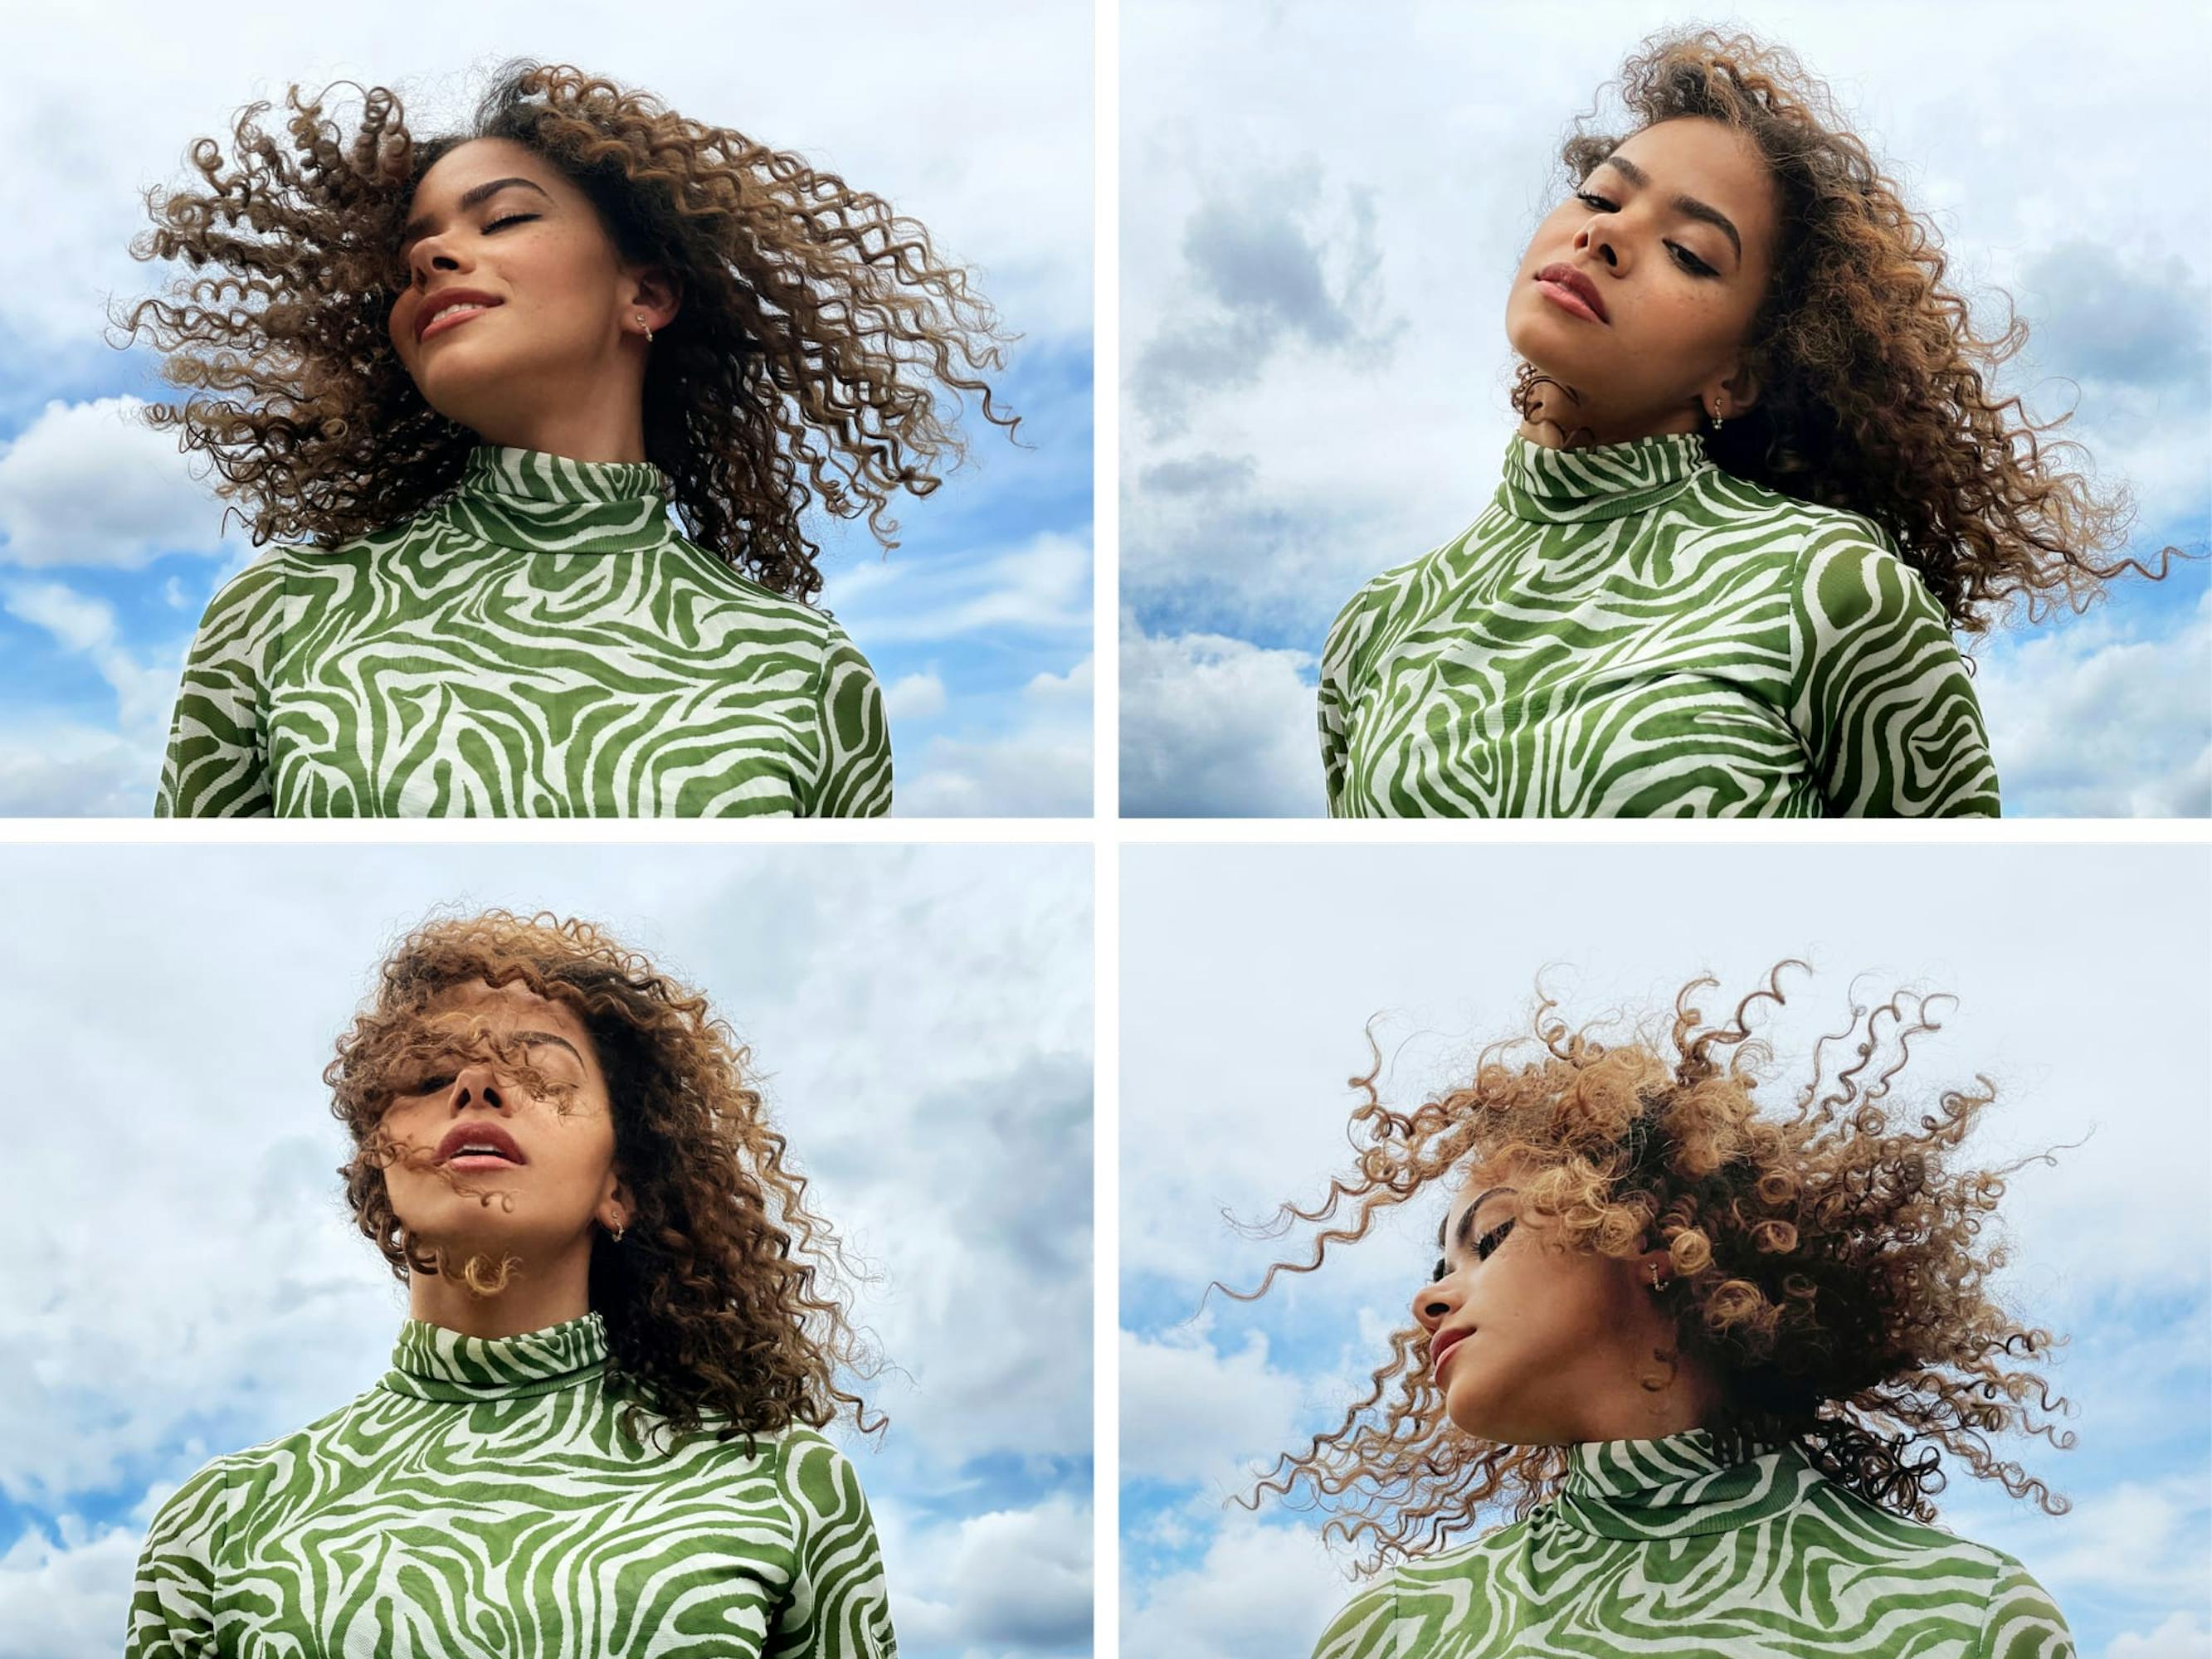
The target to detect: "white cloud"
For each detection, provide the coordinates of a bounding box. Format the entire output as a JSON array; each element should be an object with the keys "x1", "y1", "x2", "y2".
[
  {"x1": 3, "y1": 581, "x2": 179, "y2": 737},
  {"x1": 1122, "y1": 1516, "x2": 1356, "y2": 1659},
  {"x1": 0, "y1": 1520, "x2": 143, "y2": 1659},
  {"x1": 898, "y1": 655, "x2": 1091, "y2": 816},
  {"x1": 2106, "y1": 1611, "x2": 2212, "y2": 1659},
  {"x1": 884, "y1": 669, "x2": 949, "y2": 722},
  {"x1": 1977, "y1": 588, "x2": 2212, "y2": 816},
  {"x1": 1120, "y1": 623, "x2": 1323, "y2": 816},
  {"x1": 0, "y1": 398, "x2": 234, "y2": 570},
  {"x1": 0, "y1": 718, "x2": 161, "y2": 816},
  {"x1": 1120, "y1": 1321, "x2": 1315, "y2": 1489},
  {"x1": 884, "y1": 1494, "x2": 1092, "y2": 1657},
  {"x1": 829, "y1": 531, "x2": 1092, "y2": 646}
]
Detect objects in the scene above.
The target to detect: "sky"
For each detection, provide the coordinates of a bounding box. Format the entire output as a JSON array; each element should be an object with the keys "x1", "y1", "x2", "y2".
[
  {"x1": 0, "y1": 0, "x2": 1092, "y2": 818},
  {"x1": 1120, "y1": 842, "x2": 2212, "y2": 1659},
  {"x1": 1118, "y1": 0, "x2": 2212, "y2": 817},
  {"x1": 0, "y1": 841, "x2": 1093, "y2": 1659}
]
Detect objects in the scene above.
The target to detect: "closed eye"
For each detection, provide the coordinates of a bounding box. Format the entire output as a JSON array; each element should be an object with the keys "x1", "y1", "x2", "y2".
[
  {"x1": 484, "y1": 213, "x2": 538, "y2": 232},
  {"x1": 1574, "y1": 192, "x2": 1716, "y2": 276}
]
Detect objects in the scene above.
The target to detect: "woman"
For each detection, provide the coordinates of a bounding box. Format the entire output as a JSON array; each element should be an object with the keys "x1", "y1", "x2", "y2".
[
  {"x1": 127, "y1": 911, "x2": 896, "y2": 1657},
  {"x1": 1318, "y1": 28, "x2": 2172, "y2": 817},
  {"x1": 128, "y1": 62, "x2": 1015, "y2": 816},
  {"x1": 1229, "y1": 966, "x2": 2077, "y2": 1657}
]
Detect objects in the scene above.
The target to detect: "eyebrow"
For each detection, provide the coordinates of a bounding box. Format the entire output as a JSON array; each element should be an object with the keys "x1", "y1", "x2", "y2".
[
  {"x1": 1593, "y1": 154, "x2": 1742, "y2": 264},
  {"x1": 398, "y1": 177, "x2": 552, "y2": 253},
  {"x1": 1439, "y1": 1185, "x2": 1519, "y2": 1253}
]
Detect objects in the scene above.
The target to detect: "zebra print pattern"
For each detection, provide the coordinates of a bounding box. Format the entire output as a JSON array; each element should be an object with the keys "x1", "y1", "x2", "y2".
[
  {"x1": 155, "y1": 446, "x2": 892, "y2": 817},
  {"x1": 1317, "y1": 431, "x2": 2000, "y2": 817},
  {"x1": 1311, "y1": 1428, "x2": 2073, "y2": 1658},
  {"x1": 125, "y1": 1311, "x2": 896, "y2": 1658}
]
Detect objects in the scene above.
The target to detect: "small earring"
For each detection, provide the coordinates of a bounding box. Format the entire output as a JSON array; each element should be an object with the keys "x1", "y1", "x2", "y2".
[
  {"x1": 1649, "y1": 1265, "x2": 1669, "y2": 1292},
  {"x1": 636, "y1": 314, "x2": 655, "y2": 343},
  {"x1": 1708, "y1": 404, "x2": 1725, "y2": 432},
  {"x1": 607, "y1": 1216, "x2": 626, "y2": 1243}
]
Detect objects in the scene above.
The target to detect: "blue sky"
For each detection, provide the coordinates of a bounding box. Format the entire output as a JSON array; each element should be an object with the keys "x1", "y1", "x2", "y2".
[
  {"x1": 1119, "y1": 1, "x2": 2211, "y2": 816},
  {"x1": 1119, "y1": 843, "x2": 2212, "y2": 1659},
  {"x1": 0, "y1": 842, "x2": 1092, "y2": 1659},
  {"x1": 0, "y1": 2, "x2": 1091, "y2": 817}
]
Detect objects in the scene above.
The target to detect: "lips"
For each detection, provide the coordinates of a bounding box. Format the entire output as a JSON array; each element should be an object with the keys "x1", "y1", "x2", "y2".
[
  {"x1": 1431, "y1": 1326, "x2": 1472, "y2": 1377},
  {"x1": 1535, "y1": 263, "x2": 1609, "y2": 323},
  {"x1": 416, "y1": 289, "x2": 504, "y2": 343},
  {"x1": 435, "y1": 1121, "x2": 529, "y2": 1168}
]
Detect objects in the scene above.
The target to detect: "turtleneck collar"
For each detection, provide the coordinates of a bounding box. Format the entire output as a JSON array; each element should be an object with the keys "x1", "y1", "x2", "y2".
[
  {"x1": 445, "y1": 445, "x2": 680, "y2": 554},
  {"x1": 380, "y1": 1310, "x2": 610, "y2": 1404},
  {"x1": 1499, "y1": 429, "x2": 1715, "y2": 525},
  {"x1": 1548, "y1": 1427, "x2": 1813, "y2": 1541}
]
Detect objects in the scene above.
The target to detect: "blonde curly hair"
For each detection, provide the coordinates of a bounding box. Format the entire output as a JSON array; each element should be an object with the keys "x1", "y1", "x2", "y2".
[{"x1": 1229, "y1": 963, "x2": 2075, "y2": 1570}]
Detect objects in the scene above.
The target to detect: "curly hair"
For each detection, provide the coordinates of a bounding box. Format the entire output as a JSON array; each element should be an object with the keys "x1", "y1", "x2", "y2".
[
  {"x1": 114, "y1": 61, "x2": 1018, "y2": 601},
  {"x1": 1512, "y1": 27, "x2": 2184, "y2": 631},
  {"x1": 327, "y1": 907, "x2": 880, "y2": 1446},
  {"x1": 1227, "y1": 963, "x2": 2074, "y2": 1572}
]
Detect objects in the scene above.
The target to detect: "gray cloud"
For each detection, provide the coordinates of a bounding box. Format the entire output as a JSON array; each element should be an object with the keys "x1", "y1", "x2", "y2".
[
  {"x1": 1133, "y1": 176, "x2": 1405, "y2": 438},
  {"x1": 2017, "y1": 238, "x2": 2212, "y2": 394}
]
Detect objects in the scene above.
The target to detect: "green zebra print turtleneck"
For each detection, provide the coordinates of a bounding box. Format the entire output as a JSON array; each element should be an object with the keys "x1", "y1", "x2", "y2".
[
  {"x1": 1318, "y1": 431, "x2": 2000, "y2": 816},
  {"x1": 155, "y1": 447, "x2": 892, "y2": 817},
  {"x1": 126, "y1": 1311, "x2": 897, "y2": 1658},
  {"x1": 1312, "y1": 1428, "x2": 2071, "y2": 1658}
]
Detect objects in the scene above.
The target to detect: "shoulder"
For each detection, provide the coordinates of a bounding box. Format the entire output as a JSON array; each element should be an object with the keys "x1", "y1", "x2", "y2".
[
  {"x1": 769, "y1": 1425, "x2": 875, "y2": 1512},
  {"x1": 670, "y1": 537, "x2": 854, "y2": 640},
  {"x1": 1801, "y1": 1480, "x2": 2055, "y2": 1598},
  {"x1": 1322, "y1": 533, "x2": 1468, "y2": 676},
  {"x1": 140, "y1": 1392, "x2": 364, "y2": 1538}
]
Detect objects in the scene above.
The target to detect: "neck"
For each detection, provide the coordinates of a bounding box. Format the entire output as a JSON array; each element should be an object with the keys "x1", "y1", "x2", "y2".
[
  {"x1": 407, "y1": 1236, "x2": 595, "y2": 1340},
  {"x1": 1571, "y1": 1347, "x2": 1728, "y2": 1444},
  {"x1": 1516, "y1": 409, "x2": 1703, "y2": 450},
  {"x1": 467, "y1": 375, "x2": 650, "y2": 465}
]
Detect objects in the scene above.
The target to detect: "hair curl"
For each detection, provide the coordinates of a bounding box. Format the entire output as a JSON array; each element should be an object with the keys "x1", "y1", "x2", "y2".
[
  {"x1": 1228, "y1": 963, "x2": 2074, "y2": 1572},
  {"x1": 1512, "y1": 27, "x2": 2185, "y2": 631},
  {"x1": 327, "y1": 907, "x2": 880, "y2": 1446},
  {"x1": 114, "y1": 61, "x2": 1019, "y2": 601}
]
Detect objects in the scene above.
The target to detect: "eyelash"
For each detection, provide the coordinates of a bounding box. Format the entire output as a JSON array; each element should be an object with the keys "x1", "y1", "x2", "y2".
[
  {"x1": 1573, "y1": 192, "x2": 1716, "y2": 275},
  {"x1": 484, "y1": 212, "x2": 537, "y2": 232},
  {"x1": 1430, "y1": 1219, "x2": 1515, "y2": 1283}
]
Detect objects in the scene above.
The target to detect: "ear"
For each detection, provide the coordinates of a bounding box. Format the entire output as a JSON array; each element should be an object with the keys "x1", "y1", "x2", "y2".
[
  {"x1": 1716, "y1": 358, "x2": 1761, "y2": 417},
  {"x1": 624, "y1": 265, "x2": 682, "y2": 332},
  {"x1": 1630, "y1": 1241, "x2": 1676, "y2": 1291}
]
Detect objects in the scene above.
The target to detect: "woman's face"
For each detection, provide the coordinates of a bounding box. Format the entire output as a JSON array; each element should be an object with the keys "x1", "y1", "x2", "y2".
[
  {"x1": 1503, "y1": 115, "x2": 1781, "y2": 447},
  {"x1": 1411, "y1": 1168, "x2": 1674, "y2": 1445},
  {"x1": 376, "y1": 978, "x2": 626, "y2": 1261},
  {"x1": 387, "y1": 137, "x2": 666, "y2": 445}
]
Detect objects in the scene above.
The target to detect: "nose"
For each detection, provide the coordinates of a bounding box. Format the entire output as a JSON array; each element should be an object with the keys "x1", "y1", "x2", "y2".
[
  {"x1": 404, "y1": 232, "x2": 467, "y2": 290},
  {"x1": 447, "y1": 1062, "x2": 509, "y2": 1114},
  {"x1": 1412, "y1": 1273, "x2": 1462, "y2": 1332}
]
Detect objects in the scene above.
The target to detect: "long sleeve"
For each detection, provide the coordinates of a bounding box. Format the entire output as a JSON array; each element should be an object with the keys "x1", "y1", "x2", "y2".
[
  {"x1": 124, "y1": 1460, "x2": 231, "y2": 1659},
  {"x1": 803, "y1": 620, "x2": 892, "y2": 818},
  {"x1": 155, "y1": 555, "x2": 290, "y2": 818},
  {"x1": 1312, "y1": 1572, "x2": 1402, "y2": 1659},
  {"x1": 768, "y1": 1433, "x2": 898, "y2": 1659},
  {"x1": 1318, "y1": 669, "x2": 1349, "y2": 817},
  {"x1": 1977, "y1": 1559, "x2": 2075, "y2": 1659},
  {"x1": 1790, "y1": 533, "x2": 2000, "y2": 817}
]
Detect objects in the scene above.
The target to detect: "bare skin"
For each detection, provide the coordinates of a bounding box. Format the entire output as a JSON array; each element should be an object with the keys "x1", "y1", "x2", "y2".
[
  {"x1": 378, "y1": 979, "x2": 633, "y2": 1340},
  {"x1": 1412, "y1": 1165, "x2": 1728, "y2": 1446},
  {"x1": 387, "y1": 137, "x2": 681, "y2": 465},
  {"x1": 1507, "y1": 115, "x2": 1781, "y2": 451}
]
